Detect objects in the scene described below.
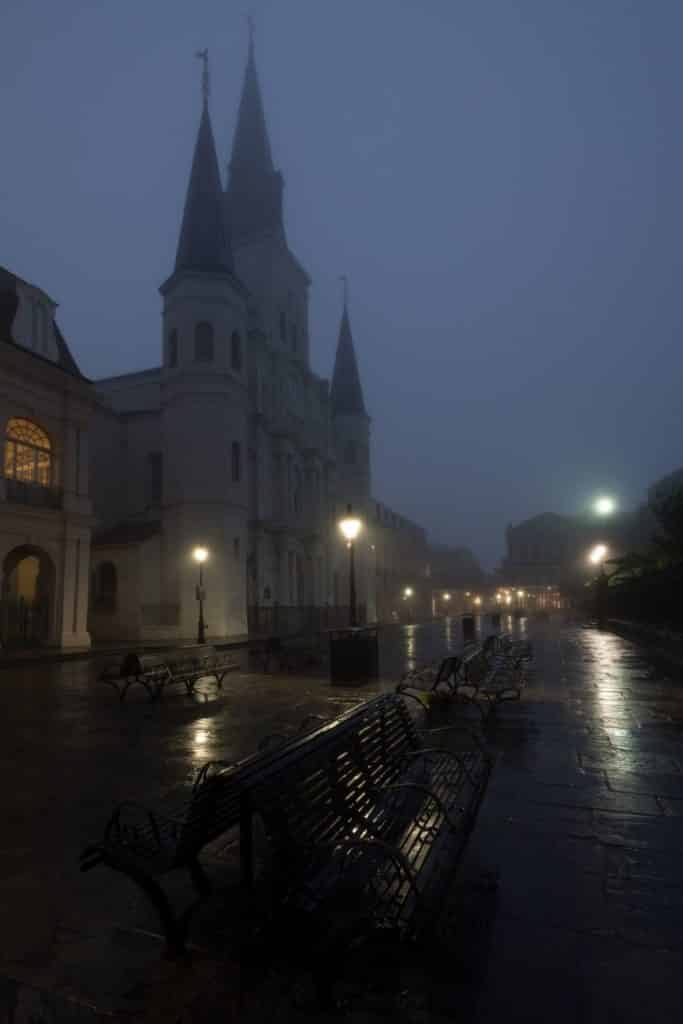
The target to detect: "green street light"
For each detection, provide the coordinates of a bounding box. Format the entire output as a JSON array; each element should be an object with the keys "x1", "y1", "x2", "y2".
[{"x1": 594, "y1": 496, "x2": 616, "y2": 517}]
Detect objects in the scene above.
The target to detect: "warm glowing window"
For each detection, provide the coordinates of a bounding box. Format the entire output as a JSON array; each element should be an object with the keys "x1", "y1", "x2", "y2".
[{"x1": 4, "y1": 418, "x2": 53, "y2": 486}]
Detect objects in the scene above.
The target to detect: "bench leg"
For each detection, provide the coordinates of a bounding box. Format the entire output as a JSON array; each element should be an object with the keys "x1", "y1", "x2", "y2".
[{"x1": 116, "y1": 864, "x2": 188, "y2": 958}]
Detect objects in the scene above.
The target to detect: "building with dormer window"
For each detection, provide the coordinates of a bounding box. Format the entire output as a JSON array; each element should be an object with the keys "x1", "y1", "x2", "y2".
[{"x1": 0, "y1": 266, "x2": 94, "y2": 648}]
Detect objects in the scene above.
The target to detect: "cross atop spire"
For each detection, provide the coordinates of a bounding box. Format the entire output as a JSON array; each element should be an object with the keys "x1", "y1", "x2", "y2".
[{"x1": 196, "y1": 48, "x2": 210, "y2": 105}]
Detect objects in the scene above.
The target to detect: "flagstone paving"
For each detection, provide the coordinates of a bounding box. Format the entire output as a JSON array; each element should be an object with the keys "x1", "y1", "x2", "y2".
[{"x1": 1, "y1": 618, "x2": 683, "y2": 1021}]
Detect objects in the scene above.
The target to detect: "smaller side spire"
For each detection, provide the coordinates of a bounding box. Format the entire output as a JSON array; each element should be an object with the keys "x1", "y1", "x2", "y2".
[
  {"x1": 174, "y1": 51, "x2": 233, "y2": 275},
  {"x1": 331, "y1": 279, "x2": 367, "y2": 417}
]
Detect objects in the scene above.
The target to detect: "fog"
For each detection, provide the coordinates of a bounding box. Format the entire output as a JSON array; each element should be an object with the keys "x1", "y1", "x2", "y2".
[{"x1": 2, "y1": 0, "x2": 681, "y2": 567}]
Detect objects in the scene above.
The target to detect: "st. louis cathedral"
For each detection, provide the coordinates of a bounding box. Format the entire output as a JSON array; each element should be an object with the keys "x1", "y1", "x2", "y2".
[{"x1": 87, "y1": 39, "x2": 430, "y2": 643}]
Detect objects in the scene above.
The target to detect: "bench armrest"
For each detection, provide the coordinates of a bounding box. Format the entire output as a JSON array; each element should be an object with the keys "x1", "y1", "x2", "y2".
[
  {"x1": 417, "y1": 724, "x2": 490, "y2": 755},
  {"x1": 192, "y1": 759, "x2": 234, "y2": 791},
  {"x1": 102, "y1": 800, "x2": 185, "y2": 849}
]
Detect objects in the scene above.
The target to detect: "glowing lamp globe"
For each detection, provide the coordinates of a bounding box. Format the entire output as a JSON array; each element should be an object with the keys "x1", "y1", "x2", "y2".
[
  {"x1": 339, "y1": 507, "x2": 362, "y2": 542},
  {"x1": 594, "y1": 496, "x2": 616, "y2": 517},
  {"x1": 589, "y1": 544, "x2": 608, "y2": 565}
]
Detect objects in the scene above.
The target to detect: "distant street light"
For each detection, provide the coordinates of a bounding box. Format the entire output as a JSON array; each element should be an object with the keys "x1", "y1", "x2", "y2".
[
  {"x1": 339, "y1": 505, "x2": 362, "y2": 627},
  {"x1": 474, "y1": 596, "x2": 482, "y2": 606},
  {"x1": 403, "y1": 587, "x2": 414, "y2": 599},
  {"x1": 588, "y1": 543, "x2": 609, "y2": 566},
  {"x1": 193, "y1": 546, "x2": 209, "y2": 644},
  {"x1": 443, "y1": 592, "x2": 451, "y2": 601},
  {"x1": 594, "y1": 496, "x2": 616, "y2": 517}
]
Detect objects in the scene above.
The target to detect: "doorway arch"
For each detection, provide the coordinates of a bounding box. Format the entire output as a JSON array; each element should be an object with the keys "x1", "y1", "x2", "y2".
[{"x1": 1, "y1": 545, "x2": 55, "y2": 647}]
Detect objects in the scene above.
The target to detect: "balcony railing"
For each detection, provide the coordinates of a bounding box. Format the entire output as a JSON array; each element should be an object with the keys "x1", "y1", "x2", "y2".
[{"x1": 4, "y1": 477, "x2": 63, "y2": 509}]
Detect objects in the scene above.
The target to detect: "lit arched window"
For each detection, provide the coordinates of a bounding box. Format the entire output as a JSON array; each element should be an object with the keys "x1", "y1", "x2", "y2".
[
  {"x1": 168, "y1": 328, "x2": 178, "y2": 367},
  {"x1": 231, "y1": 330, "x2": 242, "y2": 372},
  {"x1": 4, "y1": 418, "x2": 52, "y2": 486},
  {"x1": 194, "y1": 322, "x2": 214, "y2": 362}
]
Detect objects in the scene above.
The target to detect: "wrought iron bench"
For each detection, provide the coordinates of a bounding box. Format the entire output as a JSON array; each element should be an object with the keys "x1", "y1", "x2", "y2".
[
  {"x1": 250, "y1": 693, "x2": 493, "y2": 984},
  {"x1": 80, "y1": 695, "x2": 491, "y2": 965},
  {"x1": 454, "y1": 636, "x2": 532, "y2": 714},
  {"x1": 98, "y1": 645, "x2": 239, "y2": 701},
  {"x1": 396, "y1": 655, "x2": 462, "y2": 700}
]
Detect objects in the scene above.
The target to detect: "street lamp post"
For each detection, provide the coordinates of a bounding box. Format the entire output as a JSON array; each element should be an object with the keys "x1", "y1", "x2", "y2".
[
  {"x1": 193, "y1": 546, "x2": 208, "y2": 644},
  {"x1": 588, "y1": 544, "x2": 609, "y2": 627},
  {"x1": 339, "y1": 505, "x2": 362, "y2": 627}
]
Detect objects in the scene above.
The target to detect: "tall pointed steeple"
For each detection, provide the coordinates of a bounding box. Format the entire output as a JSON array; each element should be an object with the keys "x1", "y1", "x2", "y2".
[
  {"x1": 225, "y1": 24, "x2": 285, "y2": 243},
  {"x1": 175, "y1": 52, "x2": 233, "y2": 274},
  {"x1": 331, "y1": 280, "x2": 367, "y2": 416}
]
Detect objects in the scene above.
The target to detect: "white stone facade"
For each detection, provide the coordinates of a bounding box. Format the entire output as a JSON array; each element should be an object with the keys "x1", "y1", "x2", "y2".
[
  {"x1": 0, "y1": 269, "x2": 94, "y2": 649},
  {"x1": 87, "y1": 46, "x2": 432, "y2": 643}
]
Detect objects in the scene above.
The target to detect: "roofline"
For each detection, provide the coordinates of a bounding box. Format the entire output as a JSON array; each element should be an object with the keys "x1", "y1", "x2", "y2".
[
  {"x1": 0, "y1": 336, "x2": 90, "y2": 383},
  {"x1": 95, "y1": 366, "x2": 161, "y2": 385},
  {"x1": 0, "y1": 264, "x2": 58, "y2": 307},
  {"x1": 159, "y1": 267, "x2": 250, "y2": 298}
]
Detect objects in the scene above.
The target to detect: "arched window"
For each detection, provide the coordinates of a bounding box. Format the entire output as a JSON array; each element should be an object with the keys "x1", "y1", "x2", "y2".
[
  {"x1": 290, "y1": 322, "x2": 297, "y2": 352},
  {"x1": 168, "y1": 328, "x2": 178, "y2": 367},
  {"x1": 194, "y1": 322, "x2": 214, "y2": 362},
  {"x1": 231, "y1": 330, "x2": 242, "y2": 372},
  {"x1": 279, "y1": 311, "x2": 286, "y2": 342},
  {"x1": 93, "y1": 561, "x2": 117, "y2": 611},
  {"x1": 4, "y1": 418, "x2": 52, "y2": 486}
]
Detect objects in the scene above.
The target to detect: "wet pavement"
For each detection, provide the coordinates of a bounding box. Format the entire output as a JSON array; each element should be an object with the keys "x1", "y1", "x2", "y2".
[{"x1": 1, "y1": 617, "x2": 683, "y2": 1021}]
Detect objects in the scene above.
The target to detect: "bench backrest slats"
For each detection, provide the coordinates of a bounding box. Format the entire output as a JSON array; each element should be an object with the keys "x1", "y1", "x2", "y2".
[{"x1": 252, "y1": 695, "x2": 421, "y2": 871}]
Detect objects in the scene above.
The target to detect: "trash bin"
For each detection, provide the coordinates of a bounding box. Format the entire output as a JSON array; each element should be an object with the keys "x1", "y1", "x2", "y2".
[
  {"x1": 329, "y1": 626, "x2": 379, "y2": 685},
  {"x1": 461, "y1": 614, "x2": 476, "y2": 644}
]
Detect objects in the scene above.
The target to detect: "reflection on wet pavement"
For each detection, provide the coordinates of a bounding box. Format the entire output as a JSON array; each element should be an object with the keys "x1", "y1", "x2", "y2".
[{"x1": 1, "y1": 616, "x2": 683, "y2": 1020}]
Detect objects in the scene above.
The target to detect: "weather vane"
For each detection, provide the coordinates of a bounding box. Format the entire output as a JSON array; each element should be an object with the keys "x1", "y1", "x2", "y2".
[{"x1": 196, "y1": 48, "x2": 210, "y2": 103}]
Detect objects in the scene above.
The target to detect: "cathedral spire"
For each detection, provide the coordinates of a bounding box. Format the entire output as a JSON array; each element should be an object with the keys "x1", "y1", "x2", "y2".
[
  {"x1": 174, "y1": 51, "x2": 232, "y2": 275},
  {"x1": 331, "y1": 280, "x2": 367, "y2": 417},
  {"x1": 225, "y1": 24, "x2": 285, "y2": 242}
]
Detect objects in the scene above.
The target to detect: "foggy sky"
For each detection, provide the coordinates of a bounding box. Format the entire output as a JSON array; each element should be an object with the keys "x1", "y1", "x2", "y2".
[{"x1": 2, "y1": 0, "x2": 682, "y2": 568}]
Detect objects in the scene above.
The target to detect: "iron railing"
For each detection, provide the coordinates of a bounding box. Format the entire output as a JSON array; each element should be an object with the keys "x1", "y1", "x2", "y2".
[{"x1": 4, "y1": 477, "x2": 62, "y2": 509}]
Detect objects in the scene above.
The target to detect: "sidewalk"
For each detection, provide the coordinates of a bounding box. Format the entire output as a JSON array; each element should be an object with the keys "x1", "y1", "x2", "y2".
[
  {"x1": 0, "y1": 635, "x2": 250, "y2": 670},
  {"x1": 1, "y1": 618, "x2": 682, "y2": 1021}
]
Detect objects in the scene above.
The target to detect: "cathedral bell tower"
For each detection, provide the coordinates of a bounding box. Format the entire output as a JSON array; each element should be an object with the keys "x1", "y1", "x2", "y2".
[{"x1": 159, "y1": 52, "x2": 250, "y2": 640}]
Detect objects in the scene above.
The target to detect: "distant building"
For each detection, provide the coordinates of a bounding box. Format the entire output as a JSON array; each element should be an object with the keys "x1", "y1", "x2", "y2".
[
  {"x1": 0, "y1": 266, "x2": 94, "y2": 648},
  {"x1": 499, "y1": 511, "x2": 634, "y2": 589},
  {"x1": 88, "y1": 40, "x2": 432, "y2": 643}
]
